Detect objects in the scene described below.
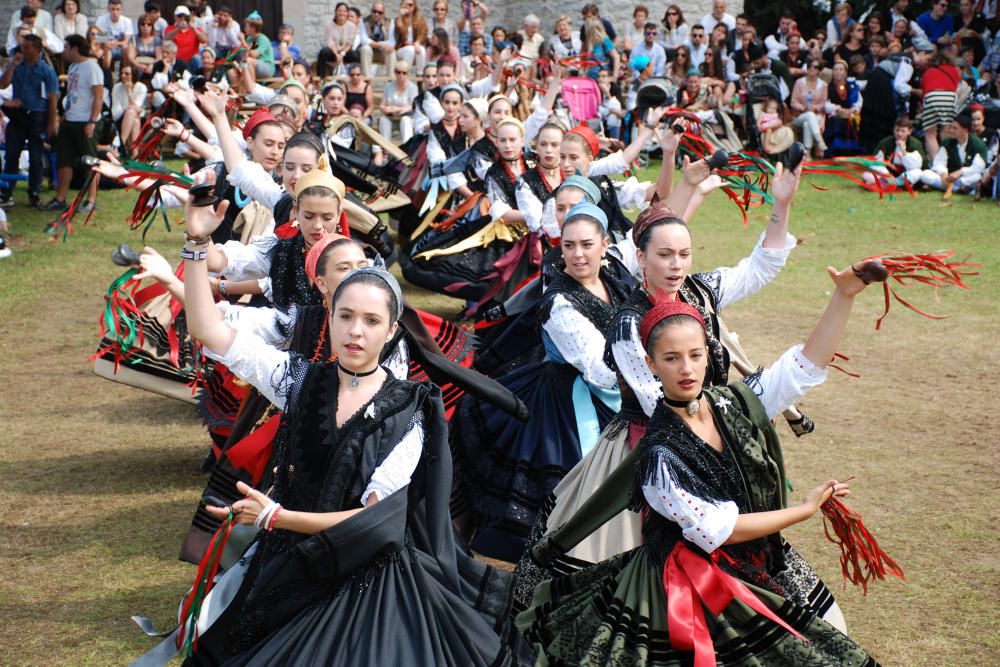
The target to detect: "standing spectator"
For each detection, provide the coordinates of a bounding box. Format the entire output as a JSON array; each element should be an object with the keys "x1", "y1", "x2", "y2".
[
  {"x1": 0, "y1": 33, "x2": 58, "y2": 209},
  {"x1": 921, "y1": 50, "x2": 962, "y2": 159},
  {"x1": 548, "y1": 15, "x2": 580, "y2": 59},
  {"x1": 622, "y1": 6, "x2": 649, "y2": 54},
  {"x1": 0, "y1": 209, "x2": 9, "y2": 258},
  {"x1": 54, "y1": 0, "x2": 88, "y2": 40},
  {"x1": 583, "y1": 18, "x2": 618, "y2": 80},
  {"x1": 630, "y1": 22, "x2": 666, "y2": 78},
  {"x1": 687, "y1": 23, "x2": 708, "y2": 68},
  {"x1": 380, "y1": 60, "x2": 418, "y2": 140},
  {"x1": 95, "y1": 0, "x2": 134, "y2": 65},
  {"x1": 144, "y1": 2, "x2": 167, "y2": 39},
  {"x1": 824, "y1": 2, "x2": 856, "y2": 50},
  {"x1": 318, "y1": 3, "x2": 359, "y2": 79},
  {"x1": 208, "y1": 5, "x2": 240, "y2": 59},
  {"x1": 7, "y1": 0, "x2": 50, "y2": 37},
  {"x1": 518, "y1": 15, "x2": 544, "y2": 60},
  {"x1": 917, "y1": 0, "x2": 955, "y2": 45},
  {"x1": 661, "y1": 5, "x2": 689, "y2": 56},
  {"x1": 164, "y1": 6, "x2": 207, "y2": 72},
  {"x1": 360, "y1": 1, "x2": 396, "y2": 77},
  {"x1": 579, "y1": 4, "x2": 616, "y2": 45},
  {"x1": 459, "y1": 13, "x2": 492, "y2": 57},
  {"x1": 131, "y1": 13, "x2": 163, "y2": 81},
  {"x1": 699, "y1": 0, "x2": 735, "y2": 34},
  {"x1": 394, "y1": 0, "x2": 427, "y2": 70},
  {"x1": 790, "y1": 59, "x2": 829, "y2": 157},
  {"x1": 242, "y1": 11, "x2": 275, "y2": 83},
  {"x1": 44, "y1": 34, "x2": 103, "y2": 213},
  {"x1": 430, "y1": 1, "x2": 458, "y2": 45},
  {"x1": 457, "y1": 0, "x2": 489, "y2": 53},
  {"x1": 765, "y1": 11, "x2": 796, "y2": 59},
  {"x1": 111, "y1": 64, "x2": 148, "y2": 153}
]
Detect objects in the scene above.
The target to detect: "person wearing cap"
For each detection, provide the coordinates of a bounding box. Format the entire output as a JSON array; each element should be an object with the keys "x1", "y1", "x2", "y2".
[
  {"x1": 918, "y1": 113, "x2": 989, "y2": 194},
  {"x1": 629, "y1": 22, "x2": 666, "y2": 78},
  {"x1": 164, "y1": 5, "x2": 207, "y2": 70}
]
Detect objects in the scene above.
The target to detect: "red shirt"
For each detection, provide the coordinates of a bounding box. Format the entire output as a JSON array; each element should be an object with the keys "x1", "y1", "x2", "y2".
[
  {"x1": 922, "y1": 64, "x2": 961, "y2": 94},
  {"x1": 164, "y1": 26, "x2": 204, "y2": 62}
]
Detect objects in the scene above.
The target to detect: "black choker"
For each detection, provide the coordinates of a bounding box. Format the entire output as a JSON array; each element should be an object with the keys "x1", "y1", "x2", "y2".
[
  {"x1": 663, "y1": 391, "x2": 703, "y2": 417},
  {"x1": 339, "y1": 362, "x2": 379, "y2": 389}
]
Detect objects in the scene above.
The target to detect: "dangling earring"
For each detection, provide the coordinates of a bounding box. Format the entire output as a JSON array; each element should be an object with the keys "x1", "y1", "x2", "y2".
[{"x1": 643, "y1": 270, "x2": 649, "y2": 293}]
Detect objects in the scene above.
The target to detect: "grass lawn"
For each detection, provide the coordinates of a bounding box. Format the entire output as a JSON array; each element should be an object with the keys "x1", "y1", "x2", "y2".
[{"x1": 0, "y1": 164, "x2": 997, "y2": 666}]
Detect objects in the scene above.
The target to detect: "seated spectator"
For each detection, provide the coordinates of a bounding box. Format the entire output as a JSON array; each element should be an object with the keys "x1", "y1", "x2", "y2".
[
  {"x1": 918, "y1": 114, "x2": 987, "y2": 193},
  {"x1": 242, "y1": 11, "x2": 275, "y2": 83},
  {"x1": 700, "y1": 0, "x2": 735, "y2": 34},
  {"x1": 5, "y1": 6, "x2": 59, "y2": 57},
  {"x1": 790, "y1": 59, "x2": 829, "y2": 157},
  {"x1": 730, "y1": 26, "x2": 759, "y2": 76},
  {"x1": 151, "y1": 40, "x2": 189, "y2": 106},
  {"x1": 490, "y1": 25, "x2": 507, "y2": 48},
  {"x1": 622, "y1": 5, "x2": 648, "y2": 54},
  {"x1": 917, "y1": 0, "x2": 954, "y2": 45},
  {"x1": 596, "y1": 68, "x2": 624, "y2": 138},
  {"x1": 344, "y1": 63, "x2": 374, "y2": 123},
  {"x1": 429, "y1": 1, "x2": 457, "y2": 45},
  {"x1": 549, "y1": 15, "x2": 580, "y2": 60},
  {"x1": 518, "y1": 15, "x2": 544, "y2": 60},
  {"x1": 143, "y1": 2, "x2": 167, "y2": 39},
  {"x1": 661, "y1": 5, "x2": 688, "y2": 57},
  {"x1": 921, "y1": 50, "x2": 961, "y2": 159},
  {"x1": 54, "y1": 0, "x2": 88, "y2": 40},
  {"x1": 630, "y1": 22, "x2": 666, "y2": 78},
  {"x1": 111, "y1": 64, "x2": 148, "y2": 154},
  {"x1": 318, "y1": 3, "x2": 359, "y2": 79},
  {"x1": 94, "y1": 0, "x2": 133, "y2": 64},
  {"x1": 687, "y1": 23, "x2": 708, "y2": 68},
  {"x1": 583, "y1": 17, "x2": 618, "y2": 80},
  {"x1": 667, "y1": 44, "x2": 692, "y2": 86},
  {"x1": 394, "y1": 0, "x2": 428, "y2": 71},
  {"x1": 191, "y1": 0, "x2": 214, "y2": 33},
  {"x1": 164, "y1": 5, "x2": 207, "y2": 72},
  {"x1": 8, "y1": 0, "x2": 50, "y2": 37},
  {"x1": 87, "y1": 24, "x2": 112, "y2": 72},
  {"x1": 835, "y1": 22, "x2": 871, "y2": 71},
  {"x1": 359, "y1": 1, "x2": 396, "y2": 77},
  {"x1": 765, "y1": 11, "x2": 796, "y2": 59},
  {"x1": 208, "y1": 5, "x2": 240, "y2": 58},
  {"x1": 579, "y1": 3, "x2": 615, "y2": 45},
  {"x1": 701, "y1": 46, "x2": 735, "y2": 103},
  {"x1": 864, "y1": 117, "x2": 925, "y2": 187},
  {"x1": 758, "y1": 96, "x2": 794, "y2": 154},
  {"x1": 824, "y1": 2, "x2": 856, "y2": 51},
  {"x1": 461, "y1": 33, "x2": 487, "y2": 82},
  {"x1": 460, "y1": 15, "x2": 492, "y2": 57},
  {"x1": 824, "y1": 59, "x2": 863, "y2": 155},
  {"x1": 199, "y1": 45, "x2": 228, "y2": 87},
  {"x1": 273, "y1": 24, "x2": 303, "y2": 64},
  {"x1": 869, "y1": 35, "x2": 888, "y2": 67},
  {"x1": 782, "y1": 32, "x2": 809, "y2": 79},
  {"x1": 850, "y1": 54, "x2": 870, "y2": 90},
  {"x1": 379, "y1": 60, "x2": 418, "y2": 141},
  {"x1": 427, "y1": 27, "x2": 459, "y2": 67},
  {"x1": 131, "y1": 13, "x2": 162, "y2": 81},
  {"x1": 971, "y1": 105, "x2": 1000, "y2": 200}
]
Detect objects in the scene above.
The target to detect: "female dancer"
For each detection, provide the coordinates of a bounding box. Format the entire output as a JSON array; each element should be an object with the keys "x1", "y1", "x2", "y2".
[
  {"x1": 455, "y1": 202, "x2": 633, "y2": 562},
  {"x1": 171, "y1": 194, "x2": 519, "y2": 666},
  {"x1": 515, "y1": 122, "x2": 565, "y2": 240},
  {"x1": 518, "y1": 262, "x2": 882, "y2": 666}
]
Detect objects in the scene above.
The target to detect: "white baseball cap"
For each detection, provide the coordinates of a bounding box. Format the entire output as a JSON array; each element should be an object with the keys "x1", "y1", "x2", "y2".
[{"x1": 174, "y1": 6, "x2": 191, "y2": 16}]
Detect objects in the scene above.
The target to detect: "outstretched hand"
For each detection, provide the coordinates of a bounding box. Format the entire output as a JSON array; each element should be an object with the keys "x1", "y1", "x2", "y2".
[
  {"x1": 654, "y1": 123, "x2": 680, "y2": 155},
  {"x1": 680, "y1": 155, "x2": 712, "y2": 186},
  {"x1": 134, "y1": 246, "x2": 176, "y2": 284},
  {"x1": 183, "y1": 170, "x2": 229, "y2": 238},
  {"x1": 195, "y1": 88, "x2": 228, "y2": 119},
  {"x1": 172, "y1": 86, "x2": 195, "y2": 108},
  {"x1": 804, "y1": 479, "x2": 851, "y2": 515},
  {"x1": 771, "y1": 161, "x2": 803, "y2": 207},
  {"x1": 827, "y1": 262, "x2": 880, "y2": 298},
  {"x1": 204, "y1": 481, "x2": 273, "y2": 526}
]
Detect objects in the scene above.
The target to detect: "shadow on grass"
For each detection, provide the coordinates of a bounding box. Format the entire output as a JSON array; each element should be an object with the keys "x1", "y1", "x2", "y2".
[
  {"x1": 0, "y1": 445, "x2": 206, "y2": 496},
  {"x1": 92, "y1": 392, "x2": 202, "y2": 427}
]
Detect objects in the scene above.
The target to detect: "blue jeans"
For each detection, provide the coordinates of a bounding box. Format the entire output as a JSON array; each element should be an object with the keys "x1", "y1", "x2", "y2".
[{"x1": 2, "y1": 108, "x2": 48, "y2": 199}]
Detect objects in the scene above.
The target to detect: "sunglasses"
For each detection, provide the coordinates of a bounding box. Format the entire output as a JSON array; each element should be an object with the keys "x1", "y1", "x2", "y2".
[
  {"x1": 395, "y1": 69, "x2": 407, "y2": 74},
  {"x1": 372, "y1": 9, "x2": 383, "y2": 14},
  {"x1": 645, "y1": 31, "x2": 658, "y2": 35},
  {"x1": 667, "y1": 11, "x2": 679, "y2": 16},
  {"x1": 350, "y1": 71, "x2": 362, "y2": 76}
]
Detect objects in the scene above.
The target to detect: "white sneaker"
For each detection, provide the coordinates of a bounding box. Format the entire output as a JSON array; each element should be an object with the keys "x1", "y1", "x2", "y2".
[{"x1": 0, "y1": 246, "x2": 12, "y2": 259}]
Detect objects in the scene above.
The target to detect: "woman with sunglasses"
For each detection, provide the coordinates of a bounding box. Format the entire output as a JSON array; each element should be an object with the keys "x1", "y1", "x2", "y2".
[
  {"x1": 661, "y1": 4, "x2": 689, "y2": 58},
  {"x1": 790, "y1": 58, "x2": 830, "y2": 157},
  {"x1": 379, "y1": 61, "x2": 420, "y2": 142}
]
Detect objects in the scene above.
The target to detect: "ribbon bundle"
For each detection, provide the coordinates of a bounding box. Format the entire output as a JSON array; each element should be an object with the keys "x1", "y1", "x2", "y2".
[
  {"x1": 862, "y1": 251, "x2": 980, "y2": 329},
  {"x1": 46, "y1": 170, "x2": 97, "y2": 242},
  {"x1": 176, "y1": 512, "x2": 235, "y2": 655},
  {"x1": 120, "y1": 159, "x2": 194, "y2": 239},
  {"x1": 803, "y1": 156, "x2": 914, "y2": 199},
  {"x1": 821, "y1": 496, "x2": 905, "y2": 595},
  {"x1": 130, "y1": 98, "x2": 173, "y2": 163},
  {"x1": 88, "y1": 268, "x2": 145, "y2": 371}
]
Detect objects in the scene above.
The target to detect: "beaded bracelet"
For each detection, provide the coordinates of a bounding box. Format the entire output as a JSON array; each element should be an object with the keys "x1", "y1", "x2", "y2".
[
  {"x1": 267, "y1": 507, "x2": 282, "y2": 532},
  {"x1": 218, "y1": 280, "x2": 229, "y2": 298}
]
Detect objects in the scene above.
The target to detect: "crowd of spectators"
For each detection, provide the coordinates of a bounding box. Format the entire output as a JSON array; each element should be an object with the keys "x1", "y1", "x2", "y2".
[{"x1": 0, "y1": 0, "x2": 998, "y2": 259}]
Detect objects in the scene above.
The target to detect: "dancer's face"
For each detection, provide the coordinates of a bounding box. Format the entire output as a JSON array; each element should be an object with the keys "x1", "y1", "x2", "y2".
[
  {"x1": 497, "y1": 124, "x2": 524, "y2": 161},
  {"x1": 315, "y1": 243, "x2": 368, "y2": 298},
  {"x1": 637, "y1": 223, "x2": 693, "y2": 296},
  {"x1": 297, "y1": 194, "x2": 342, "y2": 247},
  {"x1": 559, "y1": 137, "x2": 591, "y2": 178},
  {"x1": 645, "y1": 319, "x2": 708, "y2": 403},
  {"x1": 554, "y1": 187, "x2": 585, "y2": 228},
  {"x1": 247, "y1": 125, "x2": 286, "y2": 172},
  {"x1": 560, "y1": 218, "x2": 609, "y2": 283},
  {"x1": 331, "y1": 283, "x2": 398, "y2": 368},
  {"x1": 441, "y1": 90, "x2": 463, "y2": 122},
  {"x1": 535, "y1": 127, "x2": 563, "y2": 170},
  {"x1": 281, "y1": 146, "x2": 318, "y2": 193}
]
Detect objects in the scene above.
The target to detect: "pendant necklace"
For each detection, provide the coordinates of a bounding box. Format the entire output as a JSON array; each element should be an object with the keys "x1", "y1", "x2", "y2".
[
  {"x1": 664, "y1": 391, "x2": 703, "y2": 417},
  {"x1": 340, "y1": 363, "x2": 379, "y2": 389}
]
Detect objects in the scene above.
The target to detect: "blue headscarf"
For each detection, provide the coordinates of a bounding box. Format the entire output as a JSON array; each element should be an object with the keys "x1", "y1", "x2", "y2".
[
  {"x1": 564, "y1": 201, "x2": 608, "y2": 232},
  {"x1": 558, "y1": 174, "x2": 601, "y2": 205}
]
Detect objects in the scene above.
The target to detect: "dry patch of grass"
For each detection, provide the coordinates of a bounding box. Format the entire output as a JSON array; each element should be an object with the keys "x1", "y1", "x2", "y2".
[{"x1": 0, "y1": 171, "x2": 997, "y2": 665}]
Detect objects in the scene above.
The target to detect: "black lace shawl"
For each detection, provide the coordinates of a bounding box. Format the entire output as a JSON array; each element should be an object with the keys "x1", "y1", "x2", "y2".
[
  {"x1": 267, "y1": 234, "x2": 325, "y2": 309},
  {"x1": 630, "y1": 384, "x2": 787, "y2": 592},
  {"x1": 484, "y1": 161, "x2": 522, "y2": 209},
  {"x1": 519, "y1": 166, "x2": 558, "y2": 203},
  {"x1": 431, "y1": 122, "x2": 467, "y2": 158},
  {"x1": 539, "y1": 261, "x2": 633, "y2": 335}
]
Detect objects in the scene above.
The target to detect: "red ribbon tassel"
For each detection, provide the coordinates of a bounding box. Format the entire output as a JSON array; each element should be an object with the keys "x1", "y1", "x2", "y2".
[
  {"x1": 665, "y1": 543, "x2": 806, "y2": 667},
  {"x1": 862, "y1": 251, "x2": 980, "y2": 329},
  {"x1": 821, "y1": 497, "x2": 905, "y2": 595}
]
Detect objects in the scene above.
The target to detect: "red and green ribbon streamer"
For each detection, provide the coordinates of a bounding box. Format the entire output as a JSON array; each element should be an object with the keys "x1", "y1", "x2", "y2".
[
  {"x1": 862, "y1": 251, "x2": 980, "y2": 329},
  {"x1": 176, "y1": 512, "x2": 235, "y2": 656}
]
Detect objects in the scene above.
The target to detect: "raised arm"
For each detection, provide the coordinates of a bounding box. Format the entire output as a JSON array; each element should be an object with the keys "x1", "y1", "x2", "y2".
[
  {"x1": 198, "y1": 87, "x2": 245, "y2": 173},
  {"x1": 182, "y1": 188, "x2": 236, "y2": 353},
  {"x1": 763, "y1": 160, "x2": 802, "y2": 249},
  {"x1": 172, "y1": 86, "x2": 217, "y2": 142}
]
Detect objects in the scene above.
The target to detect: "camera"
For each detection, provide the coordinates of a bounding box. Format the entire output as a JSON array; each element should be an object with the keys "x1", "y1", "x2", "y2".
[{"x1": 190, "y1": 75, "x2": 208, "y2": 92}]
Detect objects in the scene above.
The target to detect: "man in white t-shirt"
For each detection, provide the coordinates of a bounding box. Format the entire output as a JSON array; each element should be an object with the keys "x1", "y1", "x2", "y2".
[
  {"x1": 699, "y1": 0, "x2": 736, "y2": 34},
  {"x1": 42, "y1": 34, "x2": 105, "y2": 213},
  {"x1": 95, "y1": 0, "x2": 134, "y2": 62}
]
